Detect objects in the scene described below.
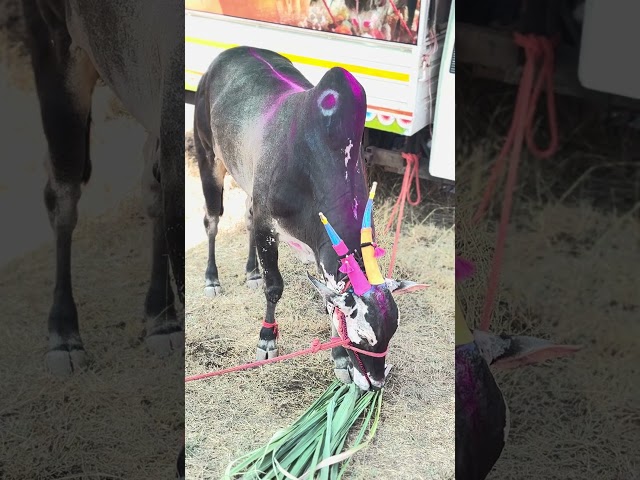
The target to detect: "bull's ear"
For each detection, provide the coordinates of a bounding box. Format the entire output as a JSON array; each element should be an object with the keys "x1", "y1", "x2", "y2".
[
  {"x1": 307, "y1": 272, "x2": 348, "y2": 308},
  {"x1": 473, "y1": 330, "x2": 582, "y2": 371},
  {"x1": 385, "y1": 278, "x2": 429, "y2": 295}
]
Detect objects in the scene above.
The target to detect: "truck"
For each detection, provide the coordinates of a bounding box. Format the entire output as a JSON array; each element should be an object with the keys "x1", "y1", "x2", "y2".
[{"x1": 185, "y1": 0, "x2": 455, "y2": 183}]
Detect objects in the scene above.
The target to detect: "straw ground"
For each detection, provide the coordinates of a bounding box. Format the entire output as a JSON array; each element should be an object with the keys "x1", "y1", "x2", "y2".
[
  {"x1": 184, "y1": 133, "x2": 455, "y2": 478},
  {"x1": 0, "y1": 9, "x2": 183, "y2": 478},
  {"x1": 456, "y1": 70, "x2": 640, "y2": 479}
]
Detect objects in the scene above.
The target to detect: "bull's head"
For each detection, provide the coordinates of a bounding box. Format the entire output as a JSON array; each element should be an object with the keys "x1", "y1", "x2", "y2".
[{"x1": 308, "y1": 183, "x2": 427, "y2": 390}]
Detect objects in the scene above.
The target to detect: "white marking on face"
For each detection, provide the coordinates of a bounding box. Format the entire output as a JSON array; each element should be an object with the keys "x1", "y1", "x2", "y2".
[
  {"x1": 352, "y1": 198, "x2": 359, "y2": 219},
  {"x1": 344, "y1": 139, "x2": 353, "y2": 167},
  {"x1": 321, "y1": 263, "x2": 338, "y2": 292},
  {"x1": 340, "y1": 297, "x2": 377, "y2": 347},
  {"x1": 352, "y1": 367, "x2": 370, "y2": 391}
]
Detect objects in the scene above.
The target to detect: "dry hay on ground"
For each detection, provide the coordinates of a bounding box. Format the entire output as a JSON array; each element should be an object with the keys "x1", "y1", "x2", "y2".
[
  {"x1": 456, "y1": 72, "x2": 640, "y2": 479},
  {"x1": 0, "y1": 22, "x2": 183, "y2": 478},
  {"x1": 0, "y1": 196, "x2": 184, "y2": 479},
  {"x1": 184, "y1": 159, "x2": 455, "y2": 479}
]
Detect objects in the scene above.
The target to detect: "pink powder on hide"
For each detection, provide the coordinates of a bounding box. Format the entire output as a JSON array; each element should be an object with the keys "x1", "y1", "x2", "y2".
[
  {"x1": 250, "y1": 49, "x2": 305, "y2": 92},
  {"x1": 321, "y1": 93, "x2": 337, "y2": 109},
  {"x1": 342, "y1": 69, "x2": 363, "y2": 101}
]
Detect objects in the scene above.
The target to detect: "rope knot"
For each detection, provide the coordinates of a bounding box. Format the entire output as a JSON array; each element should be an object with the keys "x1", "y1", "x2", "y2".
[{"x1": 310, "y1": 338, "x2": 322, "y2": 353}]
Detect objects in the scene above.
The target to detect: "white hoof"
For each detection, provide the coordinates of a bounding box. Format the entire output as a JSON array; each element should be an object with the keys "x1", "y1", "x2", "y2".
[
  {"x1": 246, "y1": 277, "x2": 263, "y2": 290},
  {"x1": 256, "y1": 346, "x2": 279, "y2": 361},
  {"x1": 145, "y1": 330, "x2": 185, "y2": 357},
  {"x1": 45, "y1": 349, "x2": 87, "y2": 376},
  {"x1": 204, "y1": 285, "x2": 223, "y2": 297}
]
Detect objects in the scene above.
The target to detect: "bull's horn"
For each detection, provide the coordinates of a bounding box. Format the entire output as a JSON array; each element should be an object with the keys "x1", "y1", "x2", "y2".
[
  {"x1": 319, "y1": 212, "x2": 371, "y2": 295},
  {"x1": 361, "y1": 182, "x2": 384, "y2": 285}
]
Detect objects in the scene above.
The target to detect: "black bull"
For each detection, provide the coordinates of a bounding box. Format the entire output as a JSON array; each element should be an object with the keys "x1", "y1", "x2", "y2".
[
  {"x1": 193, "y1": 46, "x2": 425, "y2": 392},
  {"x1": 22, "y1": 0, "x2": 185, "y2": 373}
]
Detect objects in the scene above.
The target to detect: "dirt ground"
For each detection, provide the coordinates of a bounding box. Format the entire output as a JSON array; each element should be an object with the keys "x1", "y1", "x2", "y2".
[
  {"x1": 0, "y1": 5, "x2": 183, "y2": 479},
  {"x1": 456, "y1": 73, "x2": 640, "y2": 479},
  {"x1": 183, "y1": 129, "x2": 456, "y2": 478}
]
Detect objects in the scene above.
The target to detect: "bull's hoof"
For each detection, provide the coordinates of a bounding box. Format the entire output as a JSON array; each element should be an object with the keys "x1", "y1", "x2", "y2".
[
  {"x1": 334, "y1": 367, "x2": 352, "y2": 384},
  {"x1": 145, "y1": 329, "x2": 184, "y2": 357},
  {"x1": 204, "y1": 284, "x2": 223, "y2": 297},
  {"x1": 45, "y1": 348, "x2": 88, "y2": 376},
  {"x1": 256, "y1": 346, "x2": 279, "y2": 360},
  {"x1": 246, "y1": 274, "x2": 263, "y2": 290}
]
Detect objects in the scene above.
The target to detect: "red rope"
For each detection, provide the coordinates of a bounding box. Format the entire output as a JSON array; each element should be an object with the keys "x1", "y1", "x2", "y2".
[
  {"x1": 388, "y1": 0, "x2": 415, "y2": 42},
  {"x1": 384, "y1": 152, "x2": 422, "y2": 277},
  {"x1": 472, "y1": 33, "x2": 559, "y2": 332},
  {"x1": 320, "y1": 0, "x2": 336, "y2": 25},
  {"x1": 261, "y1": 319, "x2": 279, "y2": 338}
]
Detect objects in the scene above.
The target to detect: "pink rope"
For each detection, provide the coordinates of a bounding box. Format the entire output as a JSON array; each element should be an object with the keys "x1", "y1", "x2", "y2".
[{"x1": 185, "y1": 337, "x2": 347, "y2": 383}]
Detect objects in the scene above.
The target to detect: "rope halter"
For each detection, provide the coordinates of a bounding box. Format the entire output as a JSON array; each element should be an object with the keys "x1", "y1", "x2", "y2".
[{"x1": 319, "y1": 182, "x2": 389, "y2": 388}]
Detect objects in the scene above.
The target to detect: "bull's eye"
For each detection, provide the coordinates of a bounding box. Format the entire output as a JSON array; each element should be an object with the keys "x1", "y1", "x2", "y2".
[{"x1": 369, "y1": 338, "x2": 375, "y2": 346}]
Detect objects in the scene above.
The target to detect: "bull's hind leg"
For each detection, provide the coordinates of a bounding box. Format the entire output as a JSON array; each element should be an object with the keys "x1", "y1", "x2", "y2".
[
  {"x1": 142, "y1": 136, "x2": 183, "y2": 356},
  {"x1": 253, "y1": 215, "x2": 283, "y2": 360},
  {"x1": 194, "y1": 133, "x2": 226, "y2": 296},
  {"x1": 244, "y1": 197, "x2": 263, "y2": 289},
  {"x1": 24, "y1": 6, "x2": 99, "y2": 374}
]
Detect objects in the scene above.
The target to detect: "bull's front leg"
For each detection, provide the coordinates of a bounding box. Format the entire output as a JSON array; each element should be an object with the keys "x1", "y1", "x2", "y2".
[{"x1": 253, "y1": 219, "x2": 283, "y2": 360}]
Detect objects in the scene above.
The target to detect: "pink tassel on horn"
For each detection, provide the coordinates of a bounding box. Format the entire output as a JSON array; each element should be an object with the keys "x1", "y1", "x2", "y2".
[{"x1": 339, "y1": 262, "x2": 353, "y2": 274}]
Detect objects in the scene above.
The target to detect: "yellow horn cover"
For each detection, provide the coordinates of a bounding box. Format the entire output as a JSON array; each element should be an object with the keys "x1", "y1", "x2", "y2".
[
  {"x1": 455, "y1": 298, "x2": 474, "y2": 345},
  {"x1": 361, "y1": 227, "x2": 384, "y2": 285}
]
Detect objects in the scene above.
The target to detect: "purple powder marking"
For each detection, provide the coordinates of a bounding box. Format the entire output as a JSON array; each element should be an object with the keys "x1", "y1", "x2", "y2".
[
  {"x1": 250, "y1": 49, "x2": 305, "y2": 92},
  {"x1": 321, "y1": 92, "x2": 336, "y2": 109},
  {"x1": 456, "y1": 346, "x2": 484, "y2": 432},
  {"x1": 373, "y1": 287, "x2": 389, "y2": 317},
  {"x1": 262, "y1": 91, "x2": 295, "y2": 125},
  {"x1": 343, "y1": 69, "x2": 363, "y2": 101},
  {"x1": 456, "y1": 256, "x2": 475, "y2": 281}
]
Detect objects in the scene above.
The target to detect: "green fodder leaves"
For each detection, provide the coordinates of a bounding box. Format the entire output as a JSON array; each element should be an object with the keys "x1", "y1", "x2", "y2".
[{"x1": 225, "y1": 380, "x2": 383, "y2": 480}]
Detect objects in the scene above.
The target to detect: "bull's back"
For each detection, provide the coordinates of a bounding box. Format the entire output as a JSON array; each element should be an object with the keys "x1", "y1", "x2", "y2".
[
  {"x1": 204, "y1": 47, "x2": 312, "y2": 122},
  {"x1": 197, "y1": 47, "x2": 313, "y2": 191}
]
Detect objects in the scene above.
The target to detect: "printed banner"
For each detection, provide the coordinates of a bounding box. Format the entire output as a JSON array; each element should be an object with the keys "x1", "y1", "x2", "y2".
[{"x1": 185, "y1": 0, "x2": 421, "y2": 45}]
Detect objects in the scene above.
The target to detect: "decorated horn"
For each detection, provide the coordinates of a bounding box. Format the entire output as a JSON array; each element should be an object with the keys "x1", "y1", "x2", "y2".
[
  {"x1": 361, "y1": 182, "x2": 385, "y2": 285},
  {"x1": 319, "y1": 212, "x2": 371, "y2": 295}
]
